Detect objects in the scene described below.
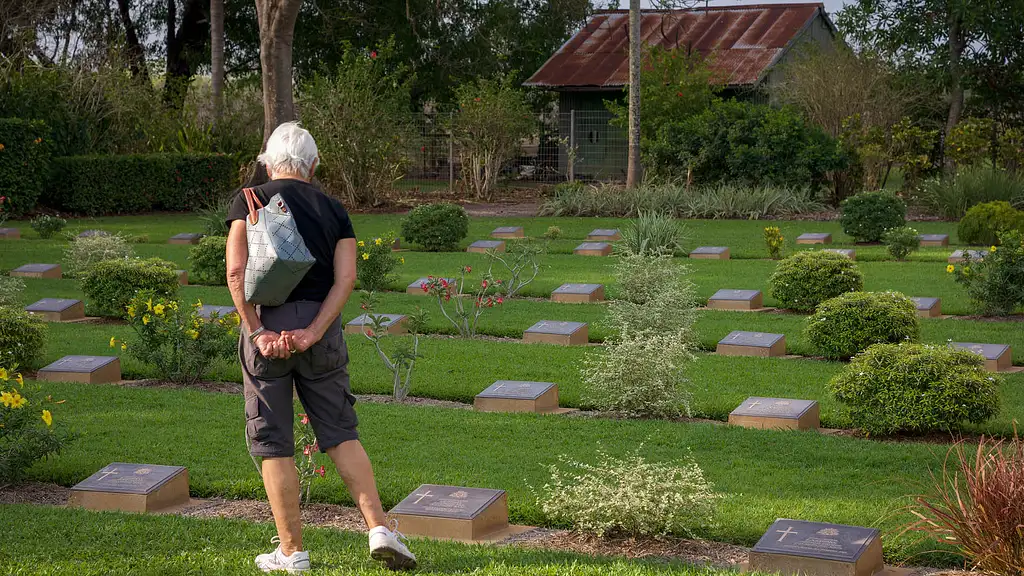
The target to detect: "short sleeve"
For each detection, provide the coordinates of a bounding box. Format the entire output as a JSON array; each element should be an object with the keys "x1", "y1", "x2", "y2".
[
  {"x1": 332, "y1": 199, "x2": 356, "y2": 240},
  {"x1": 225, "y1": 191, "x2": 249, "y2": 227}
]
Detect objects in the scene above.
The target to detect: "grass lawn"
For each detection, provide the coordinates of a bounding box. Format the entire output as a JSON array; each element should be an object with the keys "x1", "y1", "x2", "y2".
[
  {"x1": 0, "y1": 504, "x2": 728, "y2": 575},
  {"x1": 28, "y1": 381, "x2": 957, "y2": 564}
]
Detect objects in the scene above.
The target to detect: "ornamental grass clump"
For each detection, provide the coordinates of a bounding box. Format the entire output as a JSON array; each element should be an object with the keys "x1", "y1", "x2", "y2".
[
  {"x1": 829, "y1": 343, "x2": 1000, "y2": 436},
  {"x1": 535, "y1": 446, "x2": 720, "y2": 537},
  {"x1": 910, "y1": 433, "x2": 1024, "y2": 575},
  {"x1": 805, "y1": 291, "x2": 920, "y2": 359},
  {"x1": 113, "y1": 292, "x2": 238, "y2": 384},
  {"x1": 769, "y1": 251, "x2": 864, "y2": 311},
  {"x1": 0, "y1": 366, "x2": 76, "y2": 484}
]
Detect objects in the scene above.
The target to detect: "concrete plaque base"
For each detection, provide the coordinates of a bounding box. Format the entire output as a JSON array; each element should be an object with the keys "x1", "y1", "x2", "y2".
[
  {"x1": 168, "y1": 233, "x2": 203, "y2": 245},
  {"x1": 729, "y1": 398, "x2": 820, "y2": 431},
  {"x1": 574, "y1": 242, "x2": 612, "y2": 256},
  {"x1": 175, "y1": 270, "x2": 188, "y2": 285},
  {"x1": 25, "y1": 299, "x2": 85, "y2": 322},
  {"x1": 468, "y1": 240, "x2": 506, "y2": 253},
  {"x1": 491, "y1": 227, "x2": 525, "y2": 239},
  {"x1": 796, "y1": 233, "x2": 832, "y2": 245},
  {"x1": 389, "y1": 485, "x2": 516, "y2": 542},
  {"x1": 910, "y1": 297, "x2": 941, "y2": 318},
  {"x1": 68, "y1": 463, "x2": 190, "y2": 514},
  {"x1": 951, "y1": 342, "x2": 1013, "y2": 372},
  {"x1": 0, "y1": 228, "x2": 20, "y2": 239},
  {"x1": 919, "y1": 234, "x2": 949, "y2": 247},
  {"x1": 345, "y1": 314, "x2": 409, "y2": 336},
  {"x1": 11, "y1": 264, "x2": 62, "y2": 279},
  {"x1": 474, "y1": 381, "x2": 560, "y2": 414},
  {"x1": 551, "y1": 283, "x2": 604, "y2": 303},
  {"x1": 689, "y1": 246, "x2": 730, "y2": 260},
  {"x1": 586, "y1": 229, "x2": 621, "y2": 241},
  {"x1": 748, "y1": 519, "x2": 884, "y2": 576},
  {"x1": 708, "y1": 290, "x2": 763, "y2": 311}
]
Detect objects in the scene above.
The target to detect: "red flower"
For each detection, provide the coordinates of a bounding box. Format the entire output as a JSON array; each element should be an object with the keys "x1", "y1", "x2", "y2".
[
  {"x1": 427, "y1": 275, "x2": 434, "y2": 280},
  {"x1": 370, "y1": 50, "x2": 378, "y2": 59},
  {"x1": 303, "y1": 445, "x2": 312, "y2": 456},
  {"x1": 300, "y1": 414, "x2": 309, "y2": 425},
  {"x1": 312, "y1": 441, "x2": 319, "y2": 452},
  {"x1": 421, "y1": 283, "x2": 429, "y2": 292},
  {"x1": 440, "y1": 279, "x2": 448, "y2": 288},
  {"x1": 465, "y1": 266, "x2": 472, "y2": 273},
  {"x1": 420, "y1": 146, "x2": 426, "y2": 152},
  {"x1": 495, "y1": 279, "x2": 502, "y2": 285},
  {"x1": 360, "y1": 302, "x2": 367, "y2": 310},
  {"x1": 496, "y1": 297, "x2": 504, "y2": 305},
  {"x1": 474, "y1": 97, "x2": 481, "y2": 102},
  {"x1": 676, "y1": 92, "x2": 683, "y2": 97},
  {"x1": 367, "y1": 329, "x2": 376, "y2": 338},
  {"x1": 481, "y1": 280, "x2": 488, "y2": 289},
  {"x1": 316, "y1": 465, "x2": 326, "y2": 478}
]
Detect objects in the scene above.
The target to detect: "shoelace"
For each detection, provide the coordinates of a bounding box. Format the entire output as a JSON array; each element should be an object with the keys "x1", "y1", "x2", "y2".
[{"x1": 387, "y1": 519, "x2": 409, "y2": 545}]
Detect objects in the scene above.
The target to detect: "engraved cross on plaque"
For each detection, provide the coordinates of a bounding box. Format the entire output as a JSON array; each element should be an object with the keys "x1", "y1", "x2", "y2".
[
  {"x1": 747, "y1": 401, "x2": 762, "y2": 409},
  {"x1": 776, "y1": 526, "x2": 798, "y2": 541},
  {"x1": 95, "y1": 467, "x2": 119, "y2": 482},
  {"x1": 413, "y1": 490, "x2": 434, "y2": 504}
]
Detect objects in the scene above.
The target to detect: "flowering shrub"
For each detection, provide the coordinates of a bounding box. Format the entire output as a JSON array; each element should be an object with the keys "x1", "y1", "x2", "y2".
[
  {"x1": 805, "y1": 291, "x2": 920, "y2": 359},
  {"x1": 357, "y1": 292, "x2": 426, "y2": 401},
  {"x1": 189, "y1": 236, "x2": 227, "y2": 285},
  {"x1": 357, "y1": 232, "x2": 402, "y2": 292},
  {"x1": 881, "y1": 226, "x2": 920, "y2": 261},
  {"x1": 113, "y1": 292, "x2": 238, "y2": 384},
  {"x1": 949, "y1": 230, "x2": 1024, "y2": 316},
  {"x1": 29, "y1": 214, "x2": 67, "y2": 239},
  {"x1": 608, "y1": 247, "x2": 698, "y2": 338},
  {"x1": 295, "y1": 413, "x2": 327, "y2": 503},
  {"x1": 0, "y1": 366, "x2": 76, "y2": 483},
  {"x1": 0, "y1": 276, "x2": 24, "y2": 307},
  {"x1": 486, "y1": 240, "x2": 543, "y2": 298},
  {"x1": 0, "y1": 307, "x2": 46, "y2": 370},
  {"x1": 535, "y1": 446, "x2": 719, "y2": 537},
  {"x1": 422, "y1": 266, "x2": 502, "y2": 337},
  {"x1": 769, "y1": 251, "x2": 864, "y2": 311},
  {"x1": 81, "y1": 257, "x2": 179, "y2": 317},
  {"x1": 764, "y1": 226, "x2": 784, "y2": 260},
  {"x1": 910, "y1": 433, "x2": 1024, "y2": 575},
  {"x1": 62, "y1": 233, "x2": 135, "y2": 278},
  {"x1": 839, "y1": 190, "x2": 906, "y2": 243},
  {"x1": 829, "y1": 343, "x2": 1000, "y2": 436}
]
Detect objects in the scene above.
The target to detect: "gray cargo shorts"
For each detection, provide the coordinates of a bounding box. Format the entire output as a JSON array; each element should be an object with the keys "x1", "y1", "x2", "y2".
[{"x1": 241, "y1": 300, "x2": 359, "y2": 458}]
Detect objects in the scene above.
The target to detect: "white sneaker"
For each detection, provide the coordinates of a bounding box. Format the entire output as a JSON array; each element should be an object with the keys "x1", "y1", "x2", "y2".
[
  {"x1": 369, "y1": 523, "x2": 417, "y2": 571},
  {"x1": 255, "y1": 537, "x2": 311, "y2": 573}
]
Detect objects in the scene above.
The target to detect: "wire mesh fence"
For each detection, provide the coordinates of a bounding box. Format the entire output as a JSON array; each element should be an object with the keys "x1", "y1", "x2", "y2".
[{"x1": 401, "y1": 110, "x2": 629, "y2": 190}]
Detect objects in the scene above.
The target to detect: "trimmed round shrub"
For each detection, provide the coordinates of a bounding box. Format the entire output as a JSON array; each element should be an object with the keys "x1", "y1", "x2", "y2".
[
  {"x1": 829, "y1": 343, "x2": 1000, "y2": 435},
  {"x1": 768, "y1": 251, "x2": 864, "y2": 311},
  {"x1": 805, "y1": 291, "x2": 920, "y2": 359},
  {"x1": 400, "y1": 203, "x2": 469, "y2": 251},
  {"x1": 189, "y1": 236, "x2": 227, "y2": 285},
  {"x1": 80, "y1": 258, "x2": 179, "y2": 317},
  {"x1": 839, "y1": 191, "x2": 906, "y2": 242},
  {"x1": 957, "y1": 201, "x2": 1024, "y2": 246},
  {"x1": 0, "y1": 306, "x2": 47, "y2": 370}
]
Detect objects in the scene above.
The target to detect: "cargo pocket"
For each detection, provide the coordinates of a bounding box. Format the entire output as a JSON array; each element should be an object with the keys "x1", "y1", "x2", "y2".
[
  {"x1": 310, "y1": 323, "x2": 345, "y2": 373},
  {"x1": 244, "y1": 394, "x2": 266, "y2": 444}
]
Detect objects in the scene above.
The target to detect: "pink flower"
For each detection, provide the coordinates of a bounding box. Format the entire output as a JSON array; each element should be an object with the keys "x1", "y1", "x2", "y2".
[
  {"x1": 676, "y1": 91, "x2": 683, "y2": 97},
  {"x1": 465, "y1": 266, "x2": 472, "y2": 273},
  {"x1": 495, "y1": 279, "x2": 502, "y2": 285},
  {"x1": 367, "y1": 329, "x2": 376, "y2": 338},
  {"x1": 421, "y1": 283, "x2": 429, "y2": 292},
  {"x1": 300, "y1": 414, "x2": 309, "y2": 425},
  {"x1": 370, "y1": 50, "x2": 377, "y2": 59},
  {"x1": 312, "y1": 441, "x2": 319, "y2": 452},
  {"x1": 441, "y1": 279, "x2": 449, "y2": 288},
  {"x1": 427, "y1": 275, "x2": 434, "y2": 280},
  {"x1": 303, "y1": 445, "x2": 312, "y2": 456},
  {"x1": 316, "y1": 465, "x2": 326, "y2": 478},
  {"x1": 420, "y1": 146, "x2": 426, "y2": 152},
  {"x1": 474, "y1": 97, "x2": 481, "y2": 102},
  {"x1": 481, "y1": 280, "x2": 488, "y2": 289},
  {"x1": 496, "y1": 297, "x2": 504, "y2": 305}
]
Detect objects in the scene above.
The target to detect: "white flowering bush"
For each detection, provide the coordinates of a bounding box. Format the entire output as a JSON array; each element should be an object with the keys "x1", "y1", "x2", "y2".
[
  {"x1": 583, "y1": 329, "x2": 695, "y2": 418},
  {"x1": 0, "y1": 276, "x2": 24, "y2": 307},
  {"x1": 607, "y1": 247, "x2": 698, "y2": 338},
  {"x1": 62, "y1": 233, "x2": 135, "y2": 277},
  {"x1": 535, "y1": 446, "x2": 720, "y2": 537}
]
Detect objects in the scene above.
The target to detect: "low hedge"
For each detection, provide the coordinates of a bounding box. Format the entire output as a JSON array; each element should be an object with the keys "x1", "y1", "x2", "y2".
[
  {"x1": 44, "y1": 153, "x2": 237, "y2": 216},
  {"x1": 0, "y1": 118, "x2": 51, "y2": 217},
  {"x1": 80, "y1": 258, "x2": 179, "y2": 318}
]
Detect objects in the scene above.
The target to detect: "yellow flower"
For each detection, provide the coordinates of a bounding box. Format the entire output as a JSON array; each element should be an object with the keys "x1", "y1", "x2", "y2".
[
  {"x1": 10, "y1": 393, "x2": 27, "y2": 409},
  {"x1": 0, "y1": 391, "x2": 12, "y2": 408},
  {"x1": 946, "y1": 264, "x2": 955, "y2": 273},
  {"x1": 153, "y1": 304, "x2": 165, "y2": 316},
  {"x1": 109, "y1": 337, "x2": 117, "y2": 348},
  {"x1": 358, "y1": 241, "x2": 365, "y2": 247},
  {"x1": 400, "y1": 257, "x2": 405, "y2": 264},
  {"x1": 127, "y1": 305, "x2": 136, "y2": 318},
  {"x1": 15, "y1": 374, "x2": 22, "y2": 387},
  {"x1": 142, "y1": 314, "x2": 151, "y2": 325},
  {"x1": 362, "y1": 253, "x2": 369, "y2": 260},
  {"x1": 0, "y1": 367, "x2": 7, "y2": 380},
  {"x1": 146, "y1": 298, "x2": 153, "y2": 312},
  {"x1": 186, "y1": 329, "x2": 199, "y2": 340},
  {"x1": 375, "y1": 238, "x2": 382, "y2": 246},
  {"x1": 120, "y1": 343, "x2": 127, "y2": 351},
  {"x1": 41, "y1": 410, "x2": 52, "y2": 427},
  {"x1": 990, "y1": 245, "x2": 997, "y2": 253}
]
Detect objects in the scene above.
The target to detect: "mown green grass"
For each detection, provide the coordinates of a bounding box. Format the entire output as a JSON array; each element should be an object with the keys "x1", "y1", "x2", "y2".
[
  {"x1": 0, "y1": 504, "x2": 731, "y2": 575},
  {"x1": 27, "y1": 381, "x2": 955, "y2": 563}
]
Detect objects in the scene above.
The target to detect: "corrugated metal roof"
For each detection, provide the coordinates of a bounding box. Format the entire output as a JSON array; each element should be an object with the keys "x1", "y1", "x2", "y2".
[{"x1": 524, "y1": 3, "x2": 830, "y2": 89}]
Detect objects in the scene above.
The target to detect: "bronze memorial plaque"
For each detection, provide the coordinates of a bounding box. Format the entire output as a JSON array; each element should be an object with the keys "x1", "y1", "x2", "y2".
[
  {"x1": 749, "y1": 519, "x2": 884, "y2": 576},
  {"x1": 729, "y1": 397, "x2": 820, "y2": 430},
  {"x1": 475, "y1": 380, "x2": 559, "y2": 413},
  {"x1": 523, "y1": 320, "x2": 588, "y2": 346},
  {"x1": 389, "y1": 484, "x2": 510, "y2": 541},
  {"x1": 69, "y1": 462, "x2": 190, "y2": 513},
  {"x1": 950, "y1": 342, "x2": 1013, "y2": 372},
  {"x1": 716, "y1": 331, "x2": 786, "y2": 357},
  {"x1": 551, "y1": 283, "x2": 604, "y2": 303},
  {"x1": 38, "y1": 355, "x2": 121, "y2": 384}
]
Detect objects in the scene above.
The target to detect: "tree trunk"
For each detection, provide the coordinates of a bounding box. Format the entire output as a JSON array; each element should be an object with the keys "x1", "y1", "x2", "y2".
[
  {"x1": 944, "y1": 8, "x2": 965, "y2": 171},
  {"x1": 116, "y1": 0, "x2": 149, "y2": 83},
  {"x1": 625, "y1": 0, "x2": 642, "y2": 189},
  {"x1": 255, "y1": 0, "x2": 303, "y2": 145},
  {"x1": 164, "y1": 0, "x2": 209, "y2": 109},
  {"x1": 210, "y1": 0, "x2": 225, "y2": 124}
]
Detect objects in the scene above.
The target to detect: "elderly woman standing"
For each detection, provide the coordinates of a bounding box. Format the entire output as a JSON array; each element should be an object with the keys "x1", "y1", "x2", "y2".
[{"x1": 225, "y1": 123, "x2": 416, "y2": 573}]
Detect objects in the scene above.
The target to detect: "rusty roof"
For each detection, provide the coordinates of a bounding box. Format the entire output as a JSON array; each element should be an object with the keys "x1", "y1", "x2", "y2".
[{"x1": 524, "y1": 3, "x2": 833, "y2": 89}]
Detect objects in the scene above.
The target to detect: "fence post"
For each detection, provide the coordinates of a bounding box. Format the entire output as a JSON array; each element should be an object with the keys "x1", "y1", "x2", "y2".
[
  {"x1": 448, "y1": 130, "x2": 455, "y2": 192},
  {"x1": 568, "y1": 110, "x2": 576, "y2": 183}
]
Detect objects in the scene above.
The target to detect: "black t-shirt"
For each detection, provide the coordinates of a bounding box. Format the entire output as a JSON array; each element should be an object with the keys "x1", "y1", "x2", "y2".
[{"x1": 226, "y1": 178, "x2": 355, "y2": 303}]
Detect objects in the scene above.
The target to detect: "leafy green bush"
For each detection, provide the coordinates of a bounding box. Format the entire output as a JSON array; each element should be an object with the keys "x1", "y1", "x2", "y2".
[
  {"x1": 646, "y1": 100, "x2": 846, "y2": 189},
  {"x1": 29, "y1": 214, "x2": 66, "y2": 239},
  {"x1": 114, "y1": 292, "x2": 238, "y2": 384},
  {"x1": 0, "y1": 307, "x2": 46, "y2": 370},
  {"x1": 197, "y1": 196, "x2": 232, "y2": 237},
  {"x1": 769, "y1": 251, "x2": 864, "y2": 311},
  {"x1": 829, "y1": 343, "x2": 1000, "y2": 435},
  {"x1": 805, "y1": 291, "x2": 920, "y2": 359},
  {"x1": 189, "y1": 237, "x2": 227, "y2": 285},
  {"x1": 0, "y1": 366, "x2": 76, "y2": 484},
  {"x1": 839, "y1": 191, "x2": 906, "y2": 242},
  {"x1": 62, "y1": 234, "x2": 135, "y2": 278},
  {"x1": 357, "y1": 232, "x2": 402, "y2": 292},
  {"x1": 957, "y1": 201, "x2": 1024, "y2": 246},
  {"x1": 949, "y1": 230, "x2": 1024, "y2": 316},
  {"x1": 764, "y1": 226, "x2": 784, "y2": 259},
  {"x1": 919, "y1": 167, "x2": 1024, "y2": 219},
  {"x1": 882, "y1": 225, "x2": 920, "y2": 261},
  {"x1": 535, "y1": 446, "x2": 719, "y2": 537},
  {"x1": 608, "y1": 248, "x2": 698, "y2": 337},
  {"x1": 621, "y1": 211, "x2": 682, "y2": 255},
  {"x1": 400, "y1": 203, "x2": 469, "y2": 251},
  {"x1": 0, "y1": 119, "x2": 51, "y2": 217},
  {"x1": 45, "y1": 153, "x2": 236, "y2": 215},
  {"x1": 80, "y1": 258, "x2": 179, "y2": 318},
  {"x1": 0, "y1": 277, "x2": 24, "y2": 307}
]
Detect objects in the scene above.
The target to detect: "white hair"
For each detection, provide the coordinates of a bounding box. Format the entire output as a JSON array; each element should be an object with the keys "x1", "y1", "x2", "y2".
[{"x1": 258, "y1": 122, "x2": 319, "y2": 177}]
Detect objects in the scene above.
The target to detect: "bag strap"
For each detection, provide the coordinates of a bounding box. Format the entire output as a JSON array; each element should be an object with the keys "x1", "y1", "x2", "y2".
[{"x1": 243, "y1": 187, "x2": 264, "y2": 225}]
